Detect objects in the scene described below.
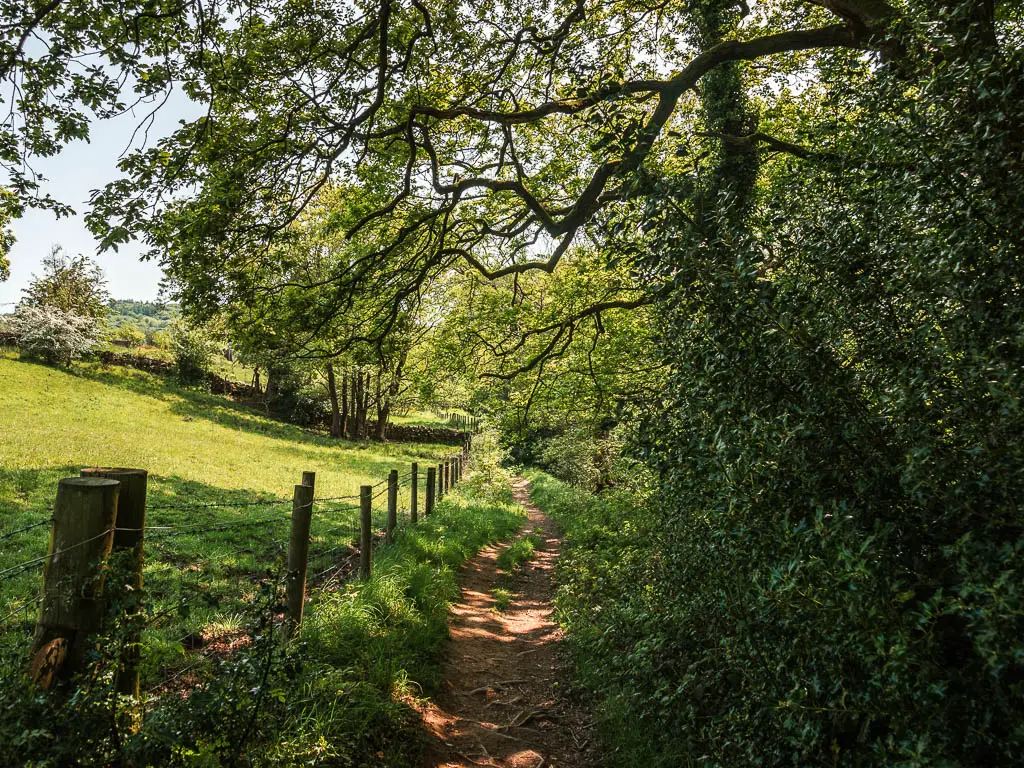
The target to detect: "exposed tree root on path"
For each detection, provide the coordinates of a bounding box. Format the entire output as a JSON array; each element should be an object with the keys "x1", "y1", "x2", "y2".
[{"x1": 417, "y1": 478, "x2": 597, "y2": 768}]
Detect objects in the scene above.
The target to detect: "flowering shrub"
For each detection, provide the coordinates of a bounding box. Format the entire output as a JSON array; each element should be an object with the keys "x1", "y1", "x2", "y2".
[{"x1": 9, "y1": 304, "x2": 100, "y2": 365}]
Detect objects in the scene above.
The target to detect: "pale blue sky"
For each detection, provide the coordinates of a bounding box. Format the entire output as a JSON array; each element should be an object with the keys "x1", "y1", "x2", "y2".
[{"x1": 0, "y1": 92, "x2": 201, "y2": 308}]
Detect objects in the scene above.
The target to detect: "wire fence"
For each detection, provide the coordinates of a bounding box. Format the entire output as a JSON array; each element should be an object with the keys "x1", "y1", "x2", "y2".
[{"x1": 0, "y1": 446, "x2": 472, "y2": 704}]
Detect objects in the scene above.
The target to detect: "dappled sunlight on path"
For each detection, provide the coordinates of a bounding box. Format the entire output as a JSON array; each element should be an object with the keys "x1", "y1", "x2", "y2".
[{"x1": 417, "y1": 478, "x2": 596, "y2": 768}]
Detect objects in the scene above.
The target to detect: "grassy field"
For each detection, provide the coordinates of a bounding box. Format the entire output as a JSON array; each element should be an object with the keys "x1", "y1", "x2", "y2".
[{"x1": 0, "y1": 352, "x2": 460, "y2": 687}]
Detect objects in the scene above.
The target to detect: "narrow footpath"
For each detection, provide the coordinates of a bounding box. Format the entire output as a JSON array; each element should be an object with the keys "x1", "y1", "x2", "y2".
[{"x1": 418, "y1": 478, "x2": 596, "y2": 768}]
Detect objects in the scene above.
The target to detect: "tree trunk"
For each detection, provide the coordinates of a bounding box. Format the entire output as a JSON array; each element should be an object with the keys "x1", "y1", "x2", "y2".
[
  {"x1": 340, "y1": 372, "x2": 349, "y2": 437},
  {"x1": 374, "y1": 374, "x2": 386, "y2": 441},
  {"x1": 362, "y1": 372, "x2": 374, "y2": 438},
  {"x1": 326, "y1": 363, "x2": 342, "y2": 438}
]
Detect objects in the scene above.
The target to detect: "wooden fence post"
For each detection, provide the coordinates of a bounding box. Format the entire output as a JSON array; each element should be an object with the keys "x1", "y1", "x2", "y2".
[
  {"x1": 359, "y1": 485, "x2": 372, "y2": 579},
  {"x1": 285, "y1": 480, "x2": 314, "y2": 639},
  {"x1": 437, "y1": 463, "x2": 445, "y2": 499},
  {"x1": 30, "y1": 477, "x2": 120, "y2": 688},
  {"x1": 410, "y1": 462, "x2": 418, "y2": 524},
  {"x1": 426, "y1": 467, "x2": 436, "y2": 515},
  {"x1": 386, "y1": 469, "x2": 398, "y2": 543},
  {"x1": 79, "y1": 467, "x2": 146, "y2": 696}
]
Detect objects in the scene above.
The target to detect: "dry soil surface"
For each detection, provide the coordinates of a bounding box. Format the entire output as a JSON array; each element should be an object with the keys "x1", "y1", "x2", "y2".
[{"x1": 418, "y1": 477, "x2": 597, "y2": 768}]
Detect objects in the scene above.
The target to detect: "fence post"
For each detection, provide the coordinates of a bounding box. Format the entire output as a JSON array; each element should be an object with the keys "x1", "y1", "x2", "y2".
[
  {"x1": 359, "y1": 485, "x2": 372, "y2": 579},
  {"x1": 285, "y1": 480, "x2": 314, "y2": 639},
  {"x1": 386, "y1": 469, "x2": 398, "y2": 543},
  {"x1": 410, "y1": 462, "x2": 418, "y2": 524},
  {"x1": 437, "y1": 463, "x2": 445, "y2": 500},
  {"x1": 30, "y1": 477, "x2": 120, "y2": 689},
  {"x1": 426, "y1": 467, "x2": 436, "y2": 515},
  {"x1": 79, "y1": 467, "x2": 146, "y2": 696}
]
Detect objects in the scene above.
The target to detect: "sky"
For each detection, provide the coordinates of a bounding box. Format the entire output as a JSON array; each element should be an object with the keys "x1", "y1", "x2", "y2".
[{"x1": 0, "y1": 92, "x2": 201, "y2": 309}]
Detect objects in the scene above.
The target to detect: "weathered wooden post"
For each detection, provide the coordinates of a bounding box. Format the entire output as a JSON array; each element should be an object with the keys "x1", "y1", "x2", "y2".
[
  {"x1": 386, "y1": 469, "x2": 398, "y2": 543},
  {"x1": 444, "y1": 460, "x2": 451, "y2": 493},
  {"x1": 410, "y1": 462, "x2": 418, "y2": 524},
  {"x1": 426, "y1": 467, "x2": 436, "y2": 515},
  {"x1": 359, "y1": 485, "x2": 372, "y2": 579},
  {"x1": 30, "y1": 477, "x2": 120, "y2": 688},
  {"x1": 79, "y1": 467, "x2": 146, "y2": 696},
  {"x1": 285, "y1": 480, "x2": 314, "y2": 639}
]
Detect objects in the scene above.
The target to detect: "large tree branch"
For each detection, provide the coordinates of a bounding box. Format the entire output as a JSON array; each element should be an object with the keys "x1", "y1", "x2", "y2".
[{"x1": 426, "y1": 23, "x2": 863, "y2": 279}]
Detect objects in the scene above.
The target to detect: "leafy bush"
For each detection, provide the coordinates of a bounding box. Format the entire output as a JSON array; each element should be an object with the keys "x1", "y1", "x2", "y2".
[
  {"x1": 150, "y1": 329, "x2": 171, "y2": 349},
  {"x1": 114, "y1": 322, "x2": 146, "y2": 348},
  {"x1": 170, "y1": 318, "x2": 217, "y2": 383},
  {"x1": 537, "y1": 427, "x2": 598, "y2": 488},
  {"x1": 21, "y1": 246, "x2": 109, "y2": 319},
  {"x1": 8, "y1": 304, "x2": 100, "y2": 365}
]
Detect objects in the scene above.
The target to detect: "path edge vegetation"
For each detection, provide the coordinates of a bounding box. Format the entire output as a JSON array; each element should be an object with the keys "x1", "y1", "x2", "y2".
[{"x1": 0, "y1": 448, "x2": 525, "y2": 767}]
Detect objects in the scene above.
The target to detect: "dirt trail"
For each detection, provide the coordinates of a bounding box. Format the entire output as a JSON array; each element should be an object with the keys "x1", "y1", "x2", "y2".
[{"x1": 418, "y1": 478, "x2": 596, "y2": 768}]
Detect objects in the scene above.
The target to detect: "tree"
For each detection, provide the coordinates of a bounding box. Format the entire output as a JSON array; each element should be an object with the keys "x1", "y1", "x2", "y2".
[
  {"x1": 169, "y1": 317, "x2": 217, "y2": 383},
  {"x1": 21, "y1": 246, "x2": 109, "y2": 319},
  {"x1": 114, "y1": 323, "x2": 146, "y2": 348},
  {"x1": 9, "y1": 304, "x2": 100, "y2": 365},
  {"x1": 0, "y1": 189, "x2": 17, "y2": 282}
]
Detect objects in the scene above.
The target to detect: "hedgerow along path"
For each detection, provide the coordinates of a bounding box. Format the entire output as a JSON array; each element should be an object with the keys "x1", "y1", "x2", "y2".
[{"x1": 419, "y1": 478, "x2": 596, "y2": 768}]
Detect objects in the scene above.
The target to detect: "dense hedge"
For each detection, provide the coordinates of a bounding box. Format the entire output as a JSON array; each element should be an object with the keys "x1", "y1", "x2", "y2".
[{"x1": 536, "y1": 3, "x2": 1024, "y2": 764}]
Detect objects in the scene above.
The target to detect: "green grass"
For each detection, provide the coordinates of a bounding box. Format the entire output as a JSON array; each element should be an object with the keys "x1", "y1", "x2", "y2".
[
  {"x1": 98, "y1": 342, "x2": 256, "y2": 385},
  {"x1": 490, "y1": 587, "x2": 515, "y2": 612},
  {"x1": 390, "y1": 410, "x2": 459, "y2": 429},
  {"x1": 0, "y1": 353, "x2": 457, "y2": 672},
  {"x1": 0, "y1": 466, "x2": 526, "y2": 767},
  {"x1": 495, "y1": 532, "x2": 543, "y2": 572}
]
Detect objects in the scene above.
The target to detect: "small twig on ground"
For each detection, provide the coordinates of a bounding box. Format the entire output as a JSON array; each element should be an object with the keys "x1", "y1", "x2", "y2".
[{"x1": 467, "y1": 679, "x2": 525, "y2": 695}]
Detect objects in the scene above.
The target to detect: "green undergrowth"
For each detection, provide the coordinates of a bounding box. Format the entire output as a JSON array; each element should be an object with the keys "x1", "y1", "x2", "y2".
[
  {"x1": 0, "y1": 470, "x2": 525, "y2": 767},
  {"x1": 495, "y1": 532, "x2": 542, "y2": 573},
  {"x1": 490, "y1": 587, "x2": 514, "y2": 612},
  {"x1": 525, "y1": 470, "x2": 674, "y2": 766}
]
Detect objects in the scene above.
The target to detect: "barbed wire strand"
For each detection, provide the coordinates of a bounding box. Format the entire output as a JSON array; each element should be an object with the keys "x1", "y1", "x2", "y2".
[
  {"x1": 0, "y1": 528, "x2": 114, "y2": 583},
  {"x1": 0, "y1": 596, "x2": 41, "y2": 626},
  {"x1": 147, "y1": 498, "x2": 291, "y2": 511},
  {"x1": 0, "y1": 519, "x2": 50, "y2": 542}
]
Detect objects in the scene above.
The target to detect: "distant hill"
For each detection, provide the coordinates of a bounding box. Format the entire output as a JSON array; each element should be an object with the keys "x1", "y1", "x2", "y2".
[{"x1": 107, "y1": 299, "x2": 179, "y2": 333}]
